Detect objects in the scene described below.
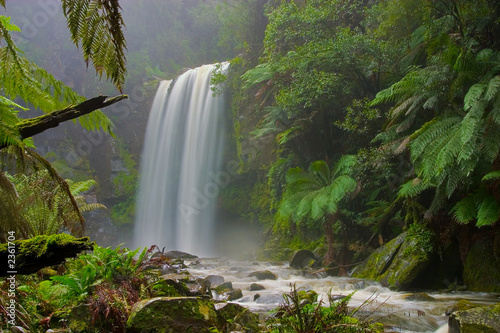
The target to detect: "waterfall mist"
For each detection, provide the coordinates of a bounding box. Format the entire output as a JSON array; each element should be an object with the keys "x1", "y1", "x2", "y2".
[{"x1": 134, "y1": 63, "x2": 228, "y2": 256}]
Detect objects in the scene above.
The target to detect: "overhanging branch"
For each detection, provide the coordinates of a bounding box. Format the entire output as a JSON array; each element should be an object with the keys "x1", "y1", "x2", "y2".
[{"x1": 0, "y1": 94, "x2": 128, "y2": 150}]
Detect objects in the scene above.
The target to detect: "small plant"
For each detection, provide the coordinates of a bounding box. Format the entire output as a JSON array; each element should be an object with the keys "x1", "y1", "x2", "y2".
[{"x1": 265, "y1": 285, "x2": 382, "y2": 333}]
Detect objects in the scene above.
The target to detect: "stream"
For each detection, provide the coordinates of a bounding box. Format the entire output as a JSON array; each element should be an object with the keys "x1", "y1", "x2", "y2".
[{"x1": 187, "y1": 257, "x2": 500, "y2": 332}]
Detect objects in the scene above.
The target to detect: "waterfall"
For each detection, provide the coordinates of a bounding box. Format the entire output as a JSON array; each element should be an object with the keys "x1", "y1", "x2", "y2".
[{"x1": 134, "y1": 63, "x2": 228, "y2": 256}]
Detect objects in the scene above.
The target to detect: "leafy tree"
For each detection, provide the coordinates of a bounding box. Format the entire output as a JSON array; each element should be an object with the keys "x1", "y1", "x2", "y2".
[
  {"x1": 0, "y1": 0, "x2": 127, "y2": 239},
  {"x1": 277, "y1": 155, "x2": 357, "y2": 272}
]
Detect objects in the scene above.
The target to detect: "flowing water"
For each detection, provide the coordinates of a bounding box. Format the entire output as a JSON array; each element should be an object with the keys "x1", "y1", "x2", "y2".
[
  {"x1": 188, "y1": 257, "x2": 500, "y2": 333},
  {"x1": 134, "y1": 63, "x2": 228, "y2": 256}
]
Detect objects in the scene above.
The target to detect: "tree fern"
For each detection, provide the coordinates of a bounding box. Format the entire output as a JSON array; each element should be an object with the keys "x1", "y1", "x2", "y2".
[{"x1": 61, "y1": 0, "x2": 127, "y2": 92}]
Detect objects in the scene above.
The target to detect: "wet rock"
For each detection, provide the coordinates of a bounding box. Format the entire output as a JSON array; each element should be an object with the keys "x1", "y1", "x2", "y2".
[
  {"x1": 448, "y1": 303, "x2": 500, "y2": 333},
  {"x1": 249, "y1": 283, "x2": 266, "y2": 291},
  {"x1": 289, "y1": 249, "x2": 317, "y2": 269},
  {"x1": 205, "y1": 274, "x2": 225, "y2": 287},
  {"x1": 216, "y1": 302, "x2": 260, "y2": 333},
  {"x1": 248, "y1": 270, "x2": 278, "y2": 280},
  {"x1": 185, "y1": 279, "x2": 211, "y2": 296},
  {"x1": 297, "y1": 290, "x2": 318, "y2": 303},
  {"x1": 352, "y1": 232, "x2": 433, "y2": 290},
  {"x1": 214, "y1": 281, "x2": 233, "y2": 293},
  {"x1": 126, "y1": 297, "x2": 218, "y2": 333},
  {"x1": 463, "y1": 235, "x2": 500, "y2": 292},
  {"x1": 445, "y1": 299, "x2": 482, "y2": 316},
  {"x1": 255, "y1": 293, "x2": 284, "y2": 304},
  {"x1": 222, "y1": 288, "x2": 244, "y2": 301},
  {"x1": 163, "y1": 250, "x2": 198, "y2": 259},
  {"x1": 351, "y1": 233, "x2": 405, "y2": 280},
  {"x1": 403, "y1": 292, "x2": 435, "y2": 301}
]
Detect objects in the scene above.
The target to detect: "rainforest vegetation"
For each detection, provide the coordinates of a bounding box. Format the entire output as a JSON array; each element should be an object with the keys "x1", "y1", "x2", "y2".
[{"x1": 1, "y1": 0, "x2": 500, "y2": 332}]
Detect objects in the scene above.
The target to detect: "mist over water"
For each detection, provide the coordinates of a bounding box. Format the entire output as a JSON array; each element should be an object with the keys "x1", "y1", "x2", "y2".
[{"x1": 134, "y1": 63, "x2": 228, "y2": 256}]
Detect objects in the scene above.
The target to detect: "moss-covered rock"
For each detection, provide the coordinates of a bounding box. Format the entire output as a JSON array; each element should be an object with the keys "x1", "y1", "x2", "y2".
[
  {"x1": 352, "y1": 232, "x2": 433, "y2": 290},
  {"x1": 463, "y1": 236, "x2": 500, "y2": 292},
  {"x1": 403, "y1": 292, "x2": 435, "y2": 302},
  {"x1": 216, "y1": 302, "x2": 260, "y2": 332},
  {"x1": 248, "y1": 270, "x2": 278, "y2": 280},
  {"x1": 0, "y1": 234, "x2": 94, "y2": 276},
  {"x1": 66, "y1": 304, "x2": 92, "y2": 332},
  {"x1": 126, "y1": 297, "x2": 219, "y2": 333},
  {"x1": 449, "y1": 303, "x2": 500, "y2": 333},
  {"x1": 289, "y1": 249, "x2": 317, "y2": 269},
  {"x1": 352, "y1": 233, "x2": 405, "y2": 281}
]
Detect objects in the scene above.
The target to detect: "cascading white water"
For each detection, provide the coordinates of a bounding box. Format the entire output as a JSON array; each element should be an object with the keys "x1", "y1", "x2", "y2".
[{"x1": 134, "y1": 63, "x2": 228, "y2": 256}]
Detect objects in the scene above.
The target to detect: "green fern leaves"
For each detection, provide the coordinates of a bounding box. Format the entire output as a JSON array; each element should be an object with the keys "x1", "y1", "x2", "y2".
[
  {"x1": 278, "y1": 156, "x2": 357, "y2": 226},
  {"x1": 61, "y1": 0, "x2": 127, "y2": 92}
]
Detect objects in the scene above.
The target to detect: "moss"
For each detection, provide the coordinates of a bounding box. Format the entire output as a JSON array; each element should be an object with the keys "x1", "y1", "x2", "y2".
[
  {"x1": 449, "y1": 303, "x2": 500, "y2": 333},
  {"x1": 352, "y1": 232, "x2": 433, "y2": 290},
  {"x1": 0, "y1": 234, "x2": 94, "y2": 276},
  {"x1": 127, "y1": 297, "x2": 219, "y2": 333},
  {"x1": 463, "y1": 237, "x2": 500, "y2": 292},
  {"x1": 352, "y1": 233, "x2": 405, "y2": 280}
]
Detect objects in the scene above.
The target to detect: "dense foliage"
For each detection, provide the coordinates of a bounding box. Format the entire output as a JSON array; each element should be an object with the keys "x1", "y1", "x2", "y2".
[{"x1": 226, "y1": 0, "x2": 500, "y2": 265}]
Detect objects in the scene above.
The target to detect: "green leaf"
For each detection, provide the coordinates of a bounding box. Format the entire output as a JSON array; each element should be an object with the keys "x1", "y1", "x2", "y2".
[
  {"x1": 485, "y1": 76, "x2": 500, "y2": 102},
  {"x1": 482, "y1": 170, "x2": 500, "y2": 181},
  {"x1": 463, "y1": 83, "x2": 486, "y2": 111},
  {"x1": 477, "y1": 196, "x2": 500, "y2": 227},
  {"x1": 0, "y1": 15, "x2": 20, "y2": 32}
]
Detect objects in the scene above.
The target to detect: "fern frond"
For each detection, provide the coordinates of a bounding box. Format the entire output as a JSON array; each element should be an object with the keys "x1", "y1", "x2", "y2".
[
  {"x1": 61, "y1": 0, "x2": 127, "y2": 91},
  {"x1": 241, "y1": 63, "x2": 274, "y2": 89},
  {"x1": 452, "y1": 193, "x2": 477, "y2": 223},
  {"x1": 464, "y1": 83, "x2": 487, "y2": 111},
  {"x1": 78, "y1": 203, "x2": 107, "y2": 213},
  {"x1": 308, "y1": 160, "x2": 330, "y2": 185},
  {"x1": 331, "y1": 155, "x2": 356, "y2": 178},
  {"x1": 410, "y1": 117, "x2": 461, "y2": 159},
  {"x1": 485, "y1": 75, "x2": 500, "y2": 102},
  {"x1": 477, "y1": 196, "x2": 500, "y2": 227},
  {"x1": 482, "y1": 170, "x2": 500, "y2": 181},
  {"x1": 398, "y1": 178, "x2": 431, "y2": 198},
  {"x1": 69, "y1": 179, "x2": 97, "y2": 196}
]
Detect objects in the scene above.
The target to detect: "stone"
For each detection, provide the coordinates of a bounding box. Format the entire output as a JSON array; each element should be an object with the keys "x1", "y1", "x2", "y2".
[
  {"x1": 214, "y1": 281, "x2": 233, "y2": 293},
  {"x1": 221, "y1": 288, "x2": 244, "y2": 301},
  {"x1": 448, "y1": 303, "x2": 500, "y2": 333},
  {"x1": 205, "y1": 274, "x2": 225, "y2": 287},
  {"x1": 352, "y1": 232, "x2": 433, "y2": 290},
  {"x1": 163, "y1": 250, "x2": 198, "y2": 259},
  {"x1": 249, "y1": 283, "x2": 265, "y2": 291},
  {"x1": 289, "y1": 249, "x2": 317, "y2": 269},
  {"x1": 216, "y1": 302, "x2": 260, "y2": 333},
  {"x1": 248, "y1": 270, "x2": 278, "y2": 280},
  {"x1": 351, "y1": 233, "x2": 405, "y2": 280},
  {"x1": 126, "y1": 297, "x2": 218, "y2": 333},
  {"x1": 463, "y1": 236, "x2": 500, "y2": 292},
  {"x1": 403, "y1": 292, "x2": 435, "y2": 301}
]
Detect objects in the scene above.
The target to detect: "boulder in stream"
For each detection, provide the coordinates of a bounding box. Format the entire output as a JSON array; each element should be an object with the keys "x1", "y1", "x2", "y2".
[
  {"x1": 126, "y1": 297, "x2": 218, "y2": 333},
  {"x1": 248, "y1": 270, "x2": 278, "y2": 280},
  {"x1": 448, "y1": 303, "x2": 500, "y2": 333},
  {"x1": 249, "y1": 283, "x2": 266, "y2": 291},
  {"x1": 163, "y1": 250, "x2": 199, "y2": 259},
  {"x1": 289, "y1": 249, "x2": 318, "y2": 269}
]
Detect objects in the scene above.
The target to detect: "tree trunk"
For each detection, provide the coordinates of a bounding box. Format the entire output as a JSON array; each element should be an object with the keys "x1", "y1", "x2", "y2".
[
  {"x1": 324, "y1": 213, "x2": 336, "y2": 266},
  {"x1": 0, "y1": 95, "x2": 127, "y2": 150}
]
